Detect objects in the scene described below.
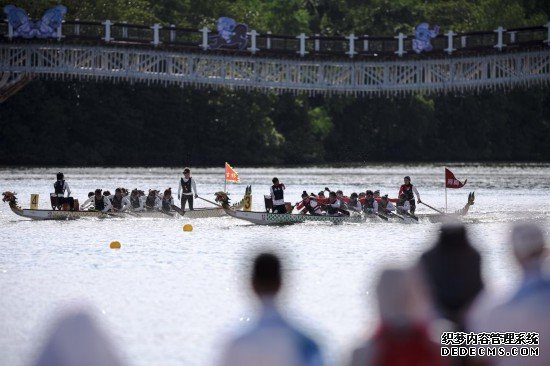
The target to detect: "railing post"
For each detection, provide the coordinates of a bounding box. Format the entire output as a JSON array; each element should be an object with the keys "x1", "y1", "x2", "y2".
[
  {"x1": 363, "y1": 35, "x2": 369, "y2": 52},
  {"x1": 74, "y1": 19, "x2": 80, "y2": 36},
  {"x1": 461, "y1": 35, "x2": 467, "y2": 48},
  {"x1": 170, "y1": 24, "x2": 176, "y2": 43},
  {"x1": 494, "y1": 26, "x2": 506, "y2": 50},
  {"x1": 200, "y1": 26, "x2": 210, "y2": 50},
  {"x1": 151, "y1": 23, "x2": 162, "y2": 46},
  {"x1": 102, "y1": 20, "x2": 113, "y2": 42},
  {"x1": 394, "y1": 32, "x2": 406, "y2": 57},
  {"x1": 122, "y1": 21, "x2": 128, "y2": 39},
  {"x1": 248, "y1": 29, "x2": 259, "y2": 54},
  {"x1": 56, "y1": 20, "x2": 63, "y2": 41},
  {"x1": 314, "y1": 34, "x2": 320, "y2": 52},
  {"x1": 7, "y1": 21, "x2": 13, "y2": 39},
  {"x1": 444, "y1": 30, "x2": 456, "y2": 54},
  {"x1": 296, "y1": 33, "x2": 309, "y2": 57},
  {"x1": 346, "y1": 33, "x2": 358, "y2": 58},
  {"x1": 508, "y1": 31, "x2": 516, "y2": 43},
  {"x1": 266, "y1": 31, "x2": 272, "y2": 49},
  {"x1": 545, "y1": 22, "x2": 550, "y2": 46}
]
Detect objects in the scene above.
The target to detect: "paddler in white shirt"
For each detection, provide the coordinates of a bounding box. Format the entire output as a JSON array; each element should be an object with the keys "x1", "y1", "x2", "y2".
[
  {"x1": 161, "y1": 188, "x2": 174, "y2": 212},
  {"x1": 296, "y1": 191, "x2": 322, "y2": 215},
  {"x1": 129, "y1": 189, "x2": 145, "y2": 212},
  {"x1": 109, "y1": 188, "x2": 130, "y2": 212},
  {"x1": 326, "y1": 191, "x2": 342, "y2": 215},
  {"x1": 144, "y1": 190, "x2": 161, "y2": 211},
  {"x1": 378, "y1": 195, "x2": 396, "y2": 214},
  {"x1": 361, "y1": 190, "x2": 378, "y2": 214},
  {"x1": 93, "y1": 189, "x2": 111, "y2": 212},
  {"x1": 80, "y1": 192, "x2": 95, "y2": 210},
  {"x1": 346, "y1": 192, "x2": 362, "y2": 212},
  {"x1": 395, "y1": 193, "x2": 411, "y2": 214}
]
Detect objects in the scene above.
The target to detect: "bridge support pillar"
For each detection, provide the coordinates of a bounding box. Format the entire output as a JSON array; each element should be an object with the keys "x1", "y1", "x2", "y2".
[
  {"x1": 151, "y1": 23, "x2": 162, "y2": 46},
  {"x1": 170, "y1": 25, "x2": 176, "y2": 43},
  {"x1": 266, "y1": 31, "x2": 272, "y2": 49},
  {"x1": 314, "y1": 34, "x2": 320, "y2": 52},
  {"x1": 363, "y1": 35, "x2": 369, "y2": 53}
]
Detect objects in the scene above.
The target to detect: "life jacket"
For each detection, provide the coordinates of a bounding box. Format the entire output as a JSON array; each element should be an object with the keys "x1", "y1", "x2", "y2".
[
  {"x1": 162, "y1": 197, "x2": 172, "y2": 211},
  {"x1": 94, "y1": 197, "x2": 105, "y2": 211},
  {"x1": 181, "y1": 177, "x2": 192, "y2": 194},
  {"x1": 145, "y1": 195, "x2": 156, "y2": 209},
  {"x1": 54, "y1": 180, "x2": 65, "y2": 195},
  {"x1": 302, "y1": 199, "x2": 321, "y2": 215},
  {"x1": 130, "y1": 196, "x2": 141, "y2": 208},
  {"x1": 401, "y1": 183, "x2": 415, "y2": 201},
  {"x1": 111, "y1": 195, "x2": 123, "y2": 210},
  {"x1": 272, "y1": 184, "x2": 284, "y2": 201},
  {"x1": 364, "y1": 197, "x2": 375, "y2": 209}
]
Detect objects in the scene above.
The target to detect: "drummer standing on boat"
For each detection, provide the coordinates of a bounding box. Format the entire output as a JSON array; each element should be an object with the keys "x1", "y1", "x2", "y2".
[
  {"x1": 270, "y1": 177, "x2": 287, "y2": 213},
  {"x1": 178, "y1": 167, "x2": 198, "y2": 211},
  {"x1": 398, "y1": 176, "x2": 421, "y2": 215}
]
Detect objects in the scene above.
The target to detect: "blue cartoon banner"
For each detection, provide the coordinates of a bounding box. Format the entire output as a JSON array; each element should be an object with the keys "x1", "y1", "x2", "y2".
[
  {"x1": 412, "y1": 23, "x2": 439, "y2": 53},
  {"x1": 209, "y1": 17, "x2": 248, "y2": 50},
  {"x1": 3, "y1": 5, "x2": 67, "y2": 39}
]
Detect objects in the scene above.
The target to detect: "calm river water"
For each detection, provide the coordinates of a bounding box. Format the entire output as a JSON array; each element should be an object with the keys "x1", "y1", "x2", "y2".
[{"x1": 1, "y1": 164, "x2": 549, "y2": 366}]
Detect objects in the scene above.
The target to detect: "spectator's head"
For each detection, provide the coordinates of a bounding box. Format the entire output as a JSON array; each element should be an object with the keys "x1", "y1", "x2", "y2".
[
  {"x1": 376, "y1": 268, "x2": 431, "y2": 328},
  {"x1": 437, "y1": 223, "x2": 468, "y2": 248},
  {"x1": 252, "y1": 253, "x2": 282, "y2": 298},
  {"x1": 511, "y1": 223, "x2": 547, "y2": 270}
]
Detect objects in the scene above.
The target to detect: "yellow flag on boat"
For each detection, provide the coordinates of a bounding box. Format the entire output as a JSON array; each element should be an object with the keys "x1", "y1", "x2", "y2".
[{"x1": 225, "y1": 162, "x2": 240, "y2": 183}]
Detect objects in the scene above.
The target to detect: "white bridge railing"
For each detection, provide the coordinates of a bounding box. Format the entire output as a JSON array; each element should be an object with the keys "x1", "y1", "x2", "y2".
[{"x1": 1, "y1": 44, "x2": 549, "y2": 94}]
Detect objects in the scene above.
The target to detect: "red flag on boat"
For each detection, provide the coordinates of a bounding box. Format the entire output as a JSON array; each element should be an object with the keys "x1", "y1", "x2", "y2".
[
  {"x1": 445, "y1": 168, "x2": 467, "y2": 189},
  {"x1": 225, "y1": 162, "x2": 240, "y2": 183}
]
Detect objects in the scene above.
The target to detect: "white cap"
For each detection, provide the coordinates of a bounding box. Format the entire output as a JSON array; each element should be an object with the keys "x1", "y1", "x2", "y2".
[{"x1": 511, "y1": 223, "x2": 545, "y2": 262}]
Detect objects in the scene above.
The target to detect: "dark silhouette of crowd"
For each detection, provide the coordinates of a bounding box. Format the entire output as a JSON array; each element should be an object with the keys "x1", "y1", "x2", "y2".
[{"x1": 30, "y1": 223, "x2": 548, "y2": 366}]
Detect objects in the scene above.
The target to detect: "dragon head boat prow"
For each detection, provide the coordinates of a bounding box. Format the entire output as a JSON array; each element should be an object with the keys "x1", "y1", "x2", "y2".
[
  {"x1": 2, "y1": 191, "x2": 18, "y2": 206},
  {"x1": 214, "y1": 191, "x2": 230, "y2": 207}
]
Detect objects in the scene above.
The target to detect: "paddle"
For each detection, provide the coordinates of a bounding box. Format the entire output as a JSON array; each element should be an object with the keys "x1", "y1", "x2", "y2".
[
  {"x1": 374, "y1": 212, "x2": 389, "y2": 221},
  {"x1": 386, "y1": 211, "x2": 406, "y2": 221},
  {"x1": 400, "y1": 210, "x2": 419, "y2": 221},
  {"x1": 420, "y1": 201, "x2": 445, "y2": 214},
  {"x1": 171, "y1": 204, "x2": 185, "y2": 215},
  {"x1": 197, "y1": 196, "x2": 222, "y2": 208}
]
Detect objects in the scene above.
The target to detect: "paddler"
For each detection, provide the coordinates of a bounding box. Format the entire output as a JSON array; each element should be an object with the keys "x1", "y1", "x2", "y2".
[
  {"x1": 398, "y1": 176, "x2": 421, "y2": 215},
  {"x1": 296, "y1": 191, "x2": 322, "y2": 215},
  {"x1": 378, "y1": 194, "x2": 396, "y2": 215},
  {"x1": 161, "y1": 188, "x2": 174, "y2": 212},
  {"x1": 53, "y1": 172, "x2": 74, "y2": 210},
  {"x1": 346, "y1": 192, "x2": 362, "y2": 212},
  {"x1": 178, "y1": 168, "x2": 198, "y2": 211},
  {"x1": 145, "y1": 190, "x2": 161, "y2": 211},
  {"x1": 93, "y1": 189, "x2": 111, "y2": 212},
  {"x1": 270, "y1": 177, "x2": 287, "y2": 213},
  {"x1": 129, "y1": 189, "x2": 145, "y2": 212},
  {"x1": 80, "y1": 192, "x2": 95, "y2": 210},
  {"x1": 109, "y1": 188, "x2": 130, "y2": 212},
  {"x1": 396, "y1": 193, "x2": 411, "y2": 214},
  {"x1": 326, "y1": 191, "x2": 343, "y2": 215},
  {"x1": 362, "y1": 190, "x2": 378, "y2": 214}
]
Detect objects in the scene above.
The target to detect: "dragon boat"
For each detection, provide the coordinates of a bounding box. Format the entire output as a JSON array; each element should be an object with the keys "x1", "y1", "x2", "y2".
[
  {"x1": 2, "y1": 186, "x2": 251, "y2": 220},
  {"x1": 216, "y1": 191, "x2": 475, "y2": 226}
]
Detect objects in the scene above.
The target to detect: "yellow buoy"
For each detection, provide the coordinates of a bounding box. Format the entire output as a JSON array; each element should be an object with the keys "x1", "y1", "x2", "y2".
[
  {"x1": 183, "y1": 224, "x2": 193, "y2": 232},
  {"x1": 110, "y1": 241, "x2": 121, "y2": 249}
]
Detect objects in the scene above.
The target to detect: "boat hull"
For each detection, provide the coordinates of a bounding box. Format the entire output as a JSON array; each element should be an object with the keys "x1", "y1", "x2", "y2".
[{"x1": 223, "y1": 207, "x2": 363, "y2": 225}]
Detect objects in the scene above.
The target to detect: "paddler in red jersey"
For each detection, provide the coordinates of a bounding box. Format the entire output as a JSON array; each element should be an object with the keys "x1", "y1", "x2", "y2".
[
  {"x1": 399, "y1": 176, "x2": 421, "y2": 215},
  {"x1": 296, "y1": 191, "x2": 322, "y2": 215}
]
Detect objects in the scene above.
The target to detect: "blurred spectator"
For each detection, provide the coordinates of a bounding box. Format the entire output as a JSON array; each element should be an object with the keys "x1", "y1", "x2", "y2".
[
  {"x1": 349, "y1": 267, "x2": 446, "y2": 366},
  {"x1": 220, "y1": 252, "x2": 323, "y2": 366},
  {"x1": 481, "y1": 223, "x2": 550, "y2": 366},
  {"x1": 33, "y1": 309, "x2": 124, "y2": 366},
  {"x1": 419, "y1": 224, "x2": 483, "y2": 329}
]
